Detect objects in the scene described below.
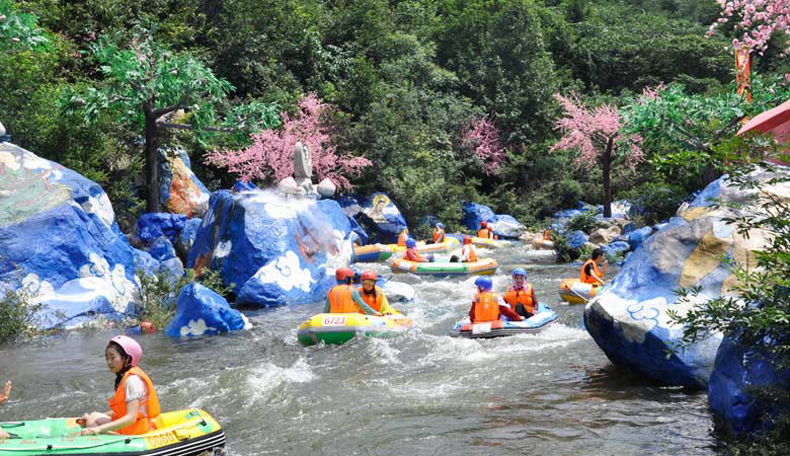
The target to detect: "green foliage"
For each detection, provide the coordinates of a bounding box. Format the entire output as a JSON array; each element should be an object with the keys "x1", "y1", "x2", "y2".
[
  {"x1": 135, "y1": 268, "x2": 190, "y2": 330},
  {"x1": 196, "y1": 268, "x2": 235, "y2": 299},
  {"x1": 0, "y1": 288, "x2": 44, "y2": 344},
  {"x1": 0, "y1": 0, "x2": 49, "y2": 51},
  {"x1": 623, "y1": 181, "x2": 687, "y2": 226},
  {"x1": 549, "y1": 230, "x2": 580, "y2": 262},
  {"x1": 566, "y1": 208, "x2": 599, "y2": 233}
]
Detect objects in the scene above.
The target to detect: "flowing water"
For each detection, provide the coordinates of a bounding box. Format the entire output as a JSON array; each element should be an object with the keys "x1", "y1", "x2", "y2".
[{"x1": 0, "y1": 243, "x2": 716, "y2": 455}]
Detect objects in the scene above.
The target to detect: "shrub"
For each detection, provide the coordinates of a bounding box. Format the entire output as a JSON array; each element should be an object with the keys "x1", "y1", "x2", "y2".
[
  {"x1": 0, "y1": 288, "x2": 44, "y2": 344},
  {"x1": 566, "y1": 209, "x2": 599, "y2": 233},
  {"x1": 625, "y1": 181, "x2": 687, "y2": 226}
]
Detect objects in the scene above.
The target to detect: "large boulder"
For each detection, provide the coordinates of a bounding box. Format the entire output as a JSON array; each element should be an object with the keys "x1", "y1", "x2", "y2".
[
  {"x1": 584, "y1": 170, "x2": 788, "y2": 388},
  {"x1": 709, "y1": 332, "x2": 790, "y2": 437},
  {"x1": 158, "y1": 147, "x2": 210, "y2": 218},
  {"x1": 187, "y1": 190, "x2": 354, "y2": 307},
  {"x1": 588, "y1": 226, "x2": 621, "y2": 244},
  {"x1": 174, "y1": 217, "x2": 203, "y2": 260},
  {"x1": 462, "y1": 202, "x2": 496, "y2": 229},
  {"x1": 567, "y1": 230, "x2": 589, "y2": 249},
  {"x1": 165, "y1": 283, "x2": 250, "y2": 337},
  {"x1": 136, "y1": 213, "x2": 187, "y2": 243},
  {"x1": 0, "y1": 143, "x2": 140, "y2": 328},
  {"x1": 345, "y1": 193, "x2": 407, "y2": 244},
  {"x1": 627, "y1": 226, "x2": 654, "y2": 251},
  {"x1": 462, "y1": 202, "x2": 525, "y2": 239}
]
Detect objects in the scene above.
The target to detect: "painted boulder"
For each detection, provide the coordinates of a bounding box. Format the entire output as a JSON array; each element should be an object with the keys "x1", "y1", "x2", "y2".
[
  {"x1": 462, "y1": 202, "x2": 525, "y2": 239},
  {"x1": 627, "y1": 226, "x2": 653, "y2": 251},
  {"x1": 709, "y1": 332, "x2": 790, "y2": 437},
  {"x1": 0, "y1": 143, "x2": 140, "y2": 329},
  {"x1": 136, "y1": 213, "x2": 187, "y2": 243},
  {"x1": 345, "y1": 193, "x2": 407, "y2": 244},
  {"x1": 462, "y1": 202, "x2": 496, "y2": 229},
  {"x1": 601, "y1": 241, "x2": 630, "y2": 260},
  {"x1": 175, "y1": 217, "x2": 203, "y2": 260},
  {"x1": 584, "y1": 170, "x2": 788, "y2": 388},
  {"x1": 187, "y1": 189, "x2": 354, "y2": 307},
  {"x1": 165, "y1": 283, "x2": 250, "y2": 337},
  {"x1": 567, "y1": 230, "x2": 589, "y2": 249},
  {"x1": 158, "y1": 146, "x2": 210, "y2": 218}
]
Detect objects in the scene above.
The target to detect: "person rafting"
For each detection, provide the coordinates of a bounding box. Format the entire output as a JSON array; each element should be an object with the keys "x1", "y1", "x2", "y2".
[
  {"x1": 432, "y1": 222, "x2": 446, "y2": 243},
  {"x1": 460, "y1": 235, "x2": 478, "y2": 262},
  {"x1": 324, "y1": 267, "x2": 380, "y2": 315},
  {"x1": 580, "y1": 248, "x2": 608, "y2": 285},
  {"x1": 404, "y1": 238, "x2": 431, "y2": 262},
  {"x1": 503, "y1": 268, "x2": 538, "y2": 319},
  {"x1": 397, "y1": 228, "x2": 410, "y2": 246},
  {"x1": 357, "y1": 270, "x2": 395, "y2": 315},
  {"x1": 469, "y1": 276, "x2": 522, "y2": 323},
  {"x1": 543, "y1": 227, "x2": 552, "y2": 241},
  {"x1": 78, "y1": 336, "x2": 161, "y2": 436},
  {"x1": 0, "y1": 380, "x2": 11, "y2": 439}
]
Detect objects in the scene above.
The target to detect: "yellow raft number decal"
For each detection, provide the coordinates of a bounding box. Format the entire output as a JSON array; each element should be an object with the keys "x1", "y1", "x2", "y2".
[
  {"x1": 146, "y1": 432, "x2": 178, "y2": 448},
  {"x1": 322, "y1": 316, "x2": 347, "y2": 326}
]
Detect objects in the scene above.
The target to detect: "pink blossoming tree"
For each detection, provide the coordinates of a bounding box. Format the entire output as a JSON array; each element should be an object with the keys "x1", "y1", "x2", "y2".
[
  {"x1": 460, "y1": 116, "x2": 505, "y2": 175},
  {"x1": 206, "y1": 94, "x2": 371, "y2": 190},
  {"x1": 708, "y1": 0, "x2": 790, "y2": 56},
  {"x1": 550, "y1": 92, "x2": 644, "y2": 218}
]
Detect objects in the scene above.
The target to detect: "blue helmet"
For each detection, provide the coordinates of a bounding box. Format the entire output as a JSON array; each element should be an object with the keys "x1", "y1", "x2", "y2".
[
  {"x1": 406, "y1": 238, "x2": 417, "y2": 248},
  {"x1": 512, "y1": 268, "x2": 527, "y2": 278},
  {"x1": 474, "y1": 276, "x2": 492, "y2": 291},
  {"x1": 436, "y1": 222, "x2": 444, "y2": 229}
]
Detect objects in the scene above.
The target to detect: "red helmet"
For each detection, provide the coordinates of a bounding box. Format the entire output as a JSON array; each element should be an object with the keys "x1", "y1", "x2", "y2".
[
  {"x1": 336, "y1": 267, "x2": 354, "y2": 281},
  {"x1": 480, "y1": 221, "x2": 487, "y2": 228},
  {"x1": 361, "y1": 270, "x2": 378, "y2": 281},
  {"x1": 463, "y1": 235, "x2": 472, "y2": 245}
]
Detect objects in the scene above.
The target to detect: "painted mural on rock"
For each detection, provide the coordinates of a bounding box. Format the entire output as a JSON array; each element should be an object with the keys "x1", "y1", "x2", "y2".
[
  {"x1": 585, "y1": 169, "x2": 789, "y2": 388},
  {"x1": 0, "y1": 143, "x2": 140, "y2": 329},
  {"x1": 158, "y1": 147, "x2": 210, "y2": 218},
  {"x1": 187, "y1": 189, "x2": 354, "y2": 307}
]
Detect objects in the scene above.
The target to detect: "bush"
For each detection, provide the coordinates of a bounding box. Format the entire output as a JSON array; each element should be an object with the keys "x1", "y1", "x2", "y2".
[
  {"x1": 550, "y1": 231, "x2": 581, "y2": 262},
  {"x1": 625, "y1": 181, "x2": 687, "y2": 226},
  {"x1": 566, "y1": 209, "x2": 599, "y2": 233},
  {"x1": 0, "y1": 288, "x2": 44, "y2": 344}
]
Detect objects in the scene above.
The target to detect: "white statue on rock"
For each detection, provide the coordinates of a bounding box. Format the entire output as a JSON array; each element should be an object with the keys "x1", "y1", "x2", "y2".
[{"x1": 277, "y1": 142, "x2": 337, "y2": 198}]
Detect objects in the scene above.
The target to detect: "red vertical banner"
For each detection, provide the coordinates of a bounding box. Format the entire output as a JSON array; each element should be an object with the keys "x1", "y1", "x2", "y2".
[{"x1": 735, "y1": 47, "x2": 752, "y2": 103}]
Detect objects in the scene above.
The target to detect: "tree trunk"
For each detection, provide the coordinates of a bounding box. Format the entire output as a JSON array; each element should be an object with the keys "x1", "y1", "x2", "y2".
[
  {"x1": 601, "y1": 137, "x2": 614, "y2": 218},
  {"x1": 144, "y1": 107, "x2": 160, "y2": 213}
]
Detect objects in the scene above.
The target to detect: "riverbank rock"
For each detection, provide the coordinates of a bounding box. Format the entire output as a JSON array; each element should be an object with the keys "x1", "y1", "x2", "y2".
[
  {"x1": 341, "y1": 193, "x2": 407, "y2": 244},
  {"x1": 175, "y1": 217, "x2": 203, "y2": 260},
  {"x1": 462, "y1": 202, "x2": 525, "y2": 239},
  {"x1": 0, "y1": 143, "x2": 139, "y2": 329},
  {"x1": 568, "y1": 230, "x2": 588, "y2": 249},
  {"x1": 158, "y1": 147, "x2": 210, "y2": 218},
  {"x1": 709, "y1": 332, "x2": 790, "y2": 437},
  {"x1": 187, "y1": 189, "x2": 354, "y2": 307},
  {"x1": 627, "y1": 226, "x2": 653, "y2": 251},
  {"x1": 585, "y1": 169, "x2": 788, "y2": 388},
  {"x1": 589, "y1": 226, "x2": 621, "y2": 244},
  {"x1": 165, "y1": 283, "x2": 250, "y2": 337},
  {"x1": 137, "y1": 213, "x2": 187, "y2": 243}
]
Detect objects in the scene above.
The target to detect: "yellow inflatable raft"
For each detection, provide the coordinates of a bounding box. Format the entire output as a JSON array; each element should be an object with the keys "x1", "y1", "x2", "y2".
[
  {"x1": 297, "y1": 312, "x2": 413, "y2": 346},
  {"x1": 558, "y1": 278, "x2": 600, "y2": 304}
]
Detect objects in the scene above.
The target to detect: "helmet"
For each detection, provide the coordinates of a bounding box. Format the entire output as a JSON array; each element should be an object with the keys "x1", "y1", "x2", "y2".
[
  {"x1": 463, "y1": 235, "x2": 472, "y2": 245},
  {"x1": 480, "y1": 221, "x2": 488, "y2": 228},
  {"x1": 436, "y1": 222, "x2": 444, "y2": 229},
  {"x1": 512, "y1": 268, "x2": 527, "y2": 278},
  {"x1": 361, "y1": 270, "x2": 378, "y2": 281},
  {"x1": 406, "y1": 238, "x2": 416, "y2": 248},
  {"x1": 336, "y1": 267, "x2": 354, "y2": 282},
  {"x1": 109, "y1": 335, "x2": 142, "y2": 367},
  {"x1": 474, "y1": 276, "x2": 492, "y2": 291}
]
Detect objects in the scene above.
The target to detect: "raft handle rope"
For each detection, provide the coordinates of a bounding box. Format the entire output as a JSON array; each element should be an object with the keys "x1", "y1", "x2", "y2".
[{"x1": 0, "y1": 416, "x2": 206, "y2": 451}]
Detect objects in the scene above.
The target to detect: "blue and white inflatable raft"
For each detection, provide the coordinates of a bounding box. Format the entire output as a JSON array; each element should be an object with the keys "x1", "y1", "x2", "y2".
[{"x1": 450, "y1": 302, "x2": 558, "y2": 338}]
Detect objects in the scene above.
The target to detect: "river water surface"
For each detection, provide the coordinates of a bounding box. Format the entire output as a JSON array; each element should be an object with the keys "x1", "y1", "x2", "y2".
[{"x1": 0, "y1": 243, "x2": 716, "y2": 455}]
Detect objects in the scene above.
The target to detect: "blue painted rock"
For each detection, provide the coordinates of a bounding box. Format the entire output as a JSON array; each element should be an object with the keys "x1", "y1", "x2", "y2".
[
  {"x1": 233, "y1": 179, "x2": 257, "y2": 192},
  {"x1": 627, "y1": 226, "x2": 654, "y2": 251},
  {"x1": 145, "y1": 237, "x2": 177, "y2": 262},
  {"x1": 622, "y1": 223, "x2": 636, "y2": 234},
  {"x1": 136, "y1": 213, "x2": 187, "y2": 243},
  {"x1": 553, "y1": 208, "x2": 583, "y2": 219},
  {"x1": 165, "y1": 283, "x2": 250, "y2": 337},
  {"x1": 567, "y1": 230, "x2": 588, "y2": 249},
  {"x1": 347, "y1": 215, "x2": 369, "y2": 246},
  {"x1": 175, "y1": 217, "x2": 203, "y2": 259},
  {"x1": 462, "y1": 202, "x2": 496, "y2": 230},
  {"x1": 132, "y1": 249, "x2": 160, "y2": 277},
  {"x1": 158, "y1": 147, "x2": 210, "y2": 218},
  {"x1": 0, "y1": 143, "x2": 140, "y2": 329},
  {"x1": 709, "y1": 333, "x2": 790, "y2": 437},
  {"x1": 601, "y1": 241, "x2": 630, "y2": 260},
  {"x1": 585, "y1": 171, "x2": 785, "y2": 388},
  {"x1": 489, "y1": 214, "x2": 525, "y2": 239},
  {"x1": 187, "y1": 190, "x2": 354, "y2": 307},
  {"x1": 462, "y1": 202, "x2": 525, "y2": 239},
  {"x1": 354, "y1": 193, "x2": 407, "y2": 244}
]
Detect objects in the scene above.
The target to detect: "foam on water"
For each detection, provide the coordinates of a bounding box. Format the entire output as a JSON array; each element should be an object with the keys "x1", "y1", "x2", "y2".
[{"x1": 246, "y1": 357, "x2": 315, "y2": 402}]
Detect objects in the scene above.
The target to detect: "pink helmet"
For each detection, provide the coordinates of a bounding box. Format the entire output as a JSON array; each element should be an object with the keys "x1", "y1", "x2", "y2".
[{"x1": 109, "y1": 335, "x2": 142, "y2": 367}]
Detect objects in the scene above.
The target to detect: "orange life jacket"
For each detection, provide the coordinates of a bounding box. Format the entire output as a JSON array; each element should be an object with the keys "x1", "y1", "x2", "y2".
[
  {"x1": 405, "y1": 248, "x2": 425, "y2": 262},
  {"x1": 398, "y1": 232, "x2": 408, "y2": 246},
  {"x1": 329, "y1": 284, "x2": 360, "y2": 313},
  {"x1": 357, "y1": 285, "x2": 384, "y2": 312},
  {"x1": 543, "y1": 230, "x2": 551, "y2": 241},
  {"x1": 108, "y1": 366, "x2": 161, "y2": 435},
  {"x1": 504, "y1": 284, "x2": 534, "y2": 315},
  {"x1": 477, "y1": 228, "x2": 490, "y2": 239},
  {"x1": 580, "y1": 259, "x2": 603, "y2": 284},
  {"x1": 473, "y1": 291, "x2": 500, "y2": 322},
  {"x1": 432, "y1": 228, "x2": 445, "y2": 243},
  {"x1": 462, "y1": 245, "x2": 478, "y2": 262}
]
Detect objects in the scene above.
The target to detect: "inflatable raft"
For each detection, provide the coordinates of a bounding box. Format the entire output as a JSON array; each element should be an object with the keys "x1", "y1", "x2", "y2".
[
  {"x1": 389, "y1": 258, "x2": 498, "y2": 276},
  {"x1": 450, "y1": 302, "x2": 558, "y2": 338},
  {"x1": 387, "y1": 238, "x2": 460, "y2": 254},
  {"x1": 297, "y1": 312, "x2": 413, "y2": 346},
  {"x1": 353, "y1": 243, "x2": 394, "y2": 262},
  {"x1": 558, "y1": 278, "x2": 600, "y2": 304},
  {"x1": 0, "y1": 409, "x2": 224, "y2": 456},
  {"x1": 470, "y1": 236, "x2": 506, "y2": 249},
  {"x1": 533, "y1": 238, "x2": 554, "y2": 250}
]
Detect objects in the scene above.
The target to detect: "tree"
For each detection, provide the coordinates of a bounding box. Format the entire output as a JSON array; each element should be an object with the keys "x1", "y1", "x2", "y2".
[
  {"x1": 459, "y1": 116, "x2": 505, "y2": 176},
  {"x1": 710, "y1": 0, "x2": 790, "y2": 56},
  {"x1": 205, "y1": 94, "x2": 371, "y2": 190},
  {"x1": 60, "y1": 26, "x2": 281, "y2": 213},
  {"x1": 550, "y1": 92, "x2": 644, "y2": 217},
  {"x1": 0, "y1": 0, "x2": 48, "y2": 51}
]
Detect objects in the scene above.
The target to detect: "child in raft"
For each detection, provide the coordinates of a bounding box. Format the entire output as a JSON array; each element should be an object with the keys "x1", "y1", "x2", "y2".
[
  {"x1": 432, "y1": 222, "x2": 446, "y2": 243},
  {"x1": 357, "y1": 270, "x2": 395, "y2": 315},
  {"x1": 468, "y1": 276, "x2": 522, "y2": 323},
  {"x1": 503, "y1": 268, "x2": 538, "y2": 319},
  {"x1": 0, "y1": 380, "x2": 11, "y2": 439},
  {"x1": 78, "y1": 336, "x2": 161, "y2": 436},
  {"x1": 404, "y1": 238, "x2": 431, "y2": 262}
]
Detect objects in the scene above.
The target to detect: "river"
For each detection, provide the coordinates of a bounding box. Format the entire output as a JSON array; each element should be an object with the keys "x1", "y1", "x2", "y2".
[{"x1": 0, "y1": 242, "x2": 716, "y2": 455}]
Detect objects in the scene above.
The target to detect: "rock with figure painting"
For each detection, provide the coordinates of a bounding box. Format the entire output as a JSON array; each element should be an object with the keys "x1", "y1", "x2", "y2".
[
  {"x1": 584, "y1": 169, "x2": 789, "y2": 388},
  {"x1": 158, "y1": 146, "x2": 210, "y2": 218},
  {"x1": 0, "y1": 142, "x2": 140, "y2": 329}
]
